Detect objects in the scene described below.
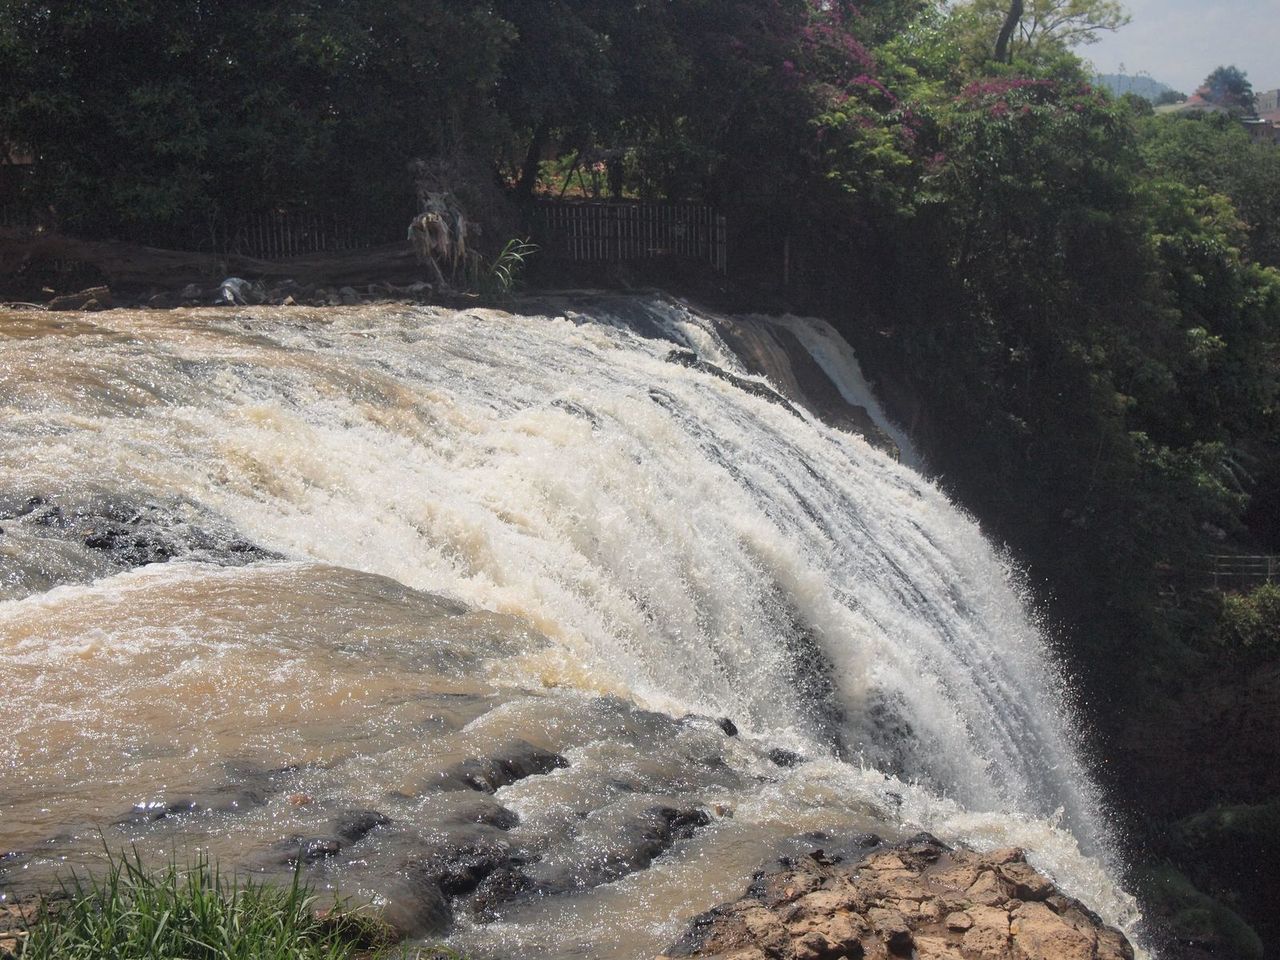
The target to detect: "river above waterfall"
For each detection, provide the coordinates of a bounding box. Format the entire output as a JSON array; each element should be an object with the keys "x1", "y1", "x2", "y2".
[{"x1": 0, "y1": 296, "x2": 1140, "y2": 958}]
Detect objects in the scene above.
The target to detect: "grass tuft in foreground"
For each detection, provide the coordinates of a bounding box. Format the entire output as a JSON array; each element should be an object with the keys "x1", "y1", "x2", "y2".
[{"x1": 15, "y1": 848, "x2": 458, "y2": 960}]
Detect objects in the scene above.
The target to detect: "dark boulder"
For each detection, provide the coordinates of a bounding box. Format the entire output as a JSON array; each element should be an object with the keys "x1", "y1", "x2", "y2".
[
  {"x1": 334, "y1": 809, "x2": 392, "y2": 843},
  {"x1": 430, "y1": 741, "x2": 568, "y2": 793}
]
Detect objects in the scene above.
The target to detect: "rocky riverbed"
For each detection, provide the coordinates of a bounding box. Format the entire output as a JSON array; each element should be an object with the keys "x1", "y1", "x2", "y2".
[{"x1": 659, "y1": 837, "x2": 1134, "y2": 960}]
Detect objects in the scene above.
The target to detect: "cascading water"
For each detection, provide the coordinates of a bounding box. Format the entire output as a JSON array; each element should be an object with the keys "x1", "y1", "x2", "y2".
[{"x1": 0, "y1": 296, "x2": 1139, "y2": 957}]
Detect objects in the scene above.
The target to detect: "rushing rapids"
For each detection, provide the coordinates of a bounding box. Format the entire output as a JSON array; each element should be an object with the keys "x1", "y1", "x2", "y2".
[{"x1": 0, "y1": 296, "x2": 1139, "y2": 957}]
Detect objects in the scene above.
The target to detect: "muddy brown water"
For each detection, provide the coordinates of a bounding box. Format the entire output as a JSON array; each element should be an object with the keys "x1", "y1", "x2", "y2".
[{"x1": 0, "y1": 300, "x2": 1139, "y2": 957}]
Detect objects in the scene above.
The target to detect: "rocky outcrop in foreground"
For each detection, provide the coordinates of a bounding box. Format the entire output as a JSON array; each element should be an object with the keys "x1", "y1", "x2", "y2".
[{"x1": 659, "y1": 836, "x2": 1134, "y2": 960}]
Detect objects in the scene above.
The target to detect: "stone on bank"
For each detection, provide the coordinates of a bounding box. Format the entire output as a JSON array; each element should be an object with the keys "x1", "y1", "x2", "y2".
[{"x1": 657, "y1": 836, "x2": 1134, "y2": 960}]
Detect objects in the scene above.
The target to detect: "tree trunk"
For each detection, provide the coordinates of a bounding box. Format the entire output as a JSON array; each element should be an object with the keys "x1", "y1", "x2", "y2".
[
  {"x1": 515, "y1": 124, "x2": 549, "y2": 207},
  {"x1": 994, "y1": 0, "x2": 1023, "y2": 63}
]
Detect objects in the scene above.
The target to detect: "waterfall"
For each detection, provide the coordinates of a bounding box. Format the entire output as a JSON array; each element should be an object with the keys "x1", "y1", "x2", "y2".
[{"x1": 0, "y1": 296, "x2": 1139, "y2": 957}]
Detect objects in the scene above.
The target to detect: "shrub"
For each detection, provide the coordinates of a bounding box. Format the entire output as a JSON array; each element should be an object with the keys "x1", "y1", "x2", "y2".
[{"x1": 1216, "y1": 582, "x2": 1280, "y2": 651}]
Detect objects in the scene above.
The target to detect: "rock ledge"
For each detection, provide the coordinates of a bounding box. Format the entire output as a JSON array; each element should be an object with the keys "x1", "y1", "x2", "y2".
[{"x1": 658, "y1": 835, "x2": 1134, "y2": 960}]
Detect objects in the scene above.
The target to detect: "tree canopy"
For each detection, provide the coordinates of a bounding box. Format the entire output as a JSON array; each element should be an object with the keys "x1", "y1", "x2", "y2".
[{"x1": 1197, "y1": 64, "x2": 1256, "y2": 114}]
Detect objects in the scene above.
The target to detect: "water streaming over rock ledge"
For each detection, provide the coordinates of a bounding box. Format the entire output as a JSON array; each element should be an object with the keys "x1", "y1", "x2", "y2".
[{"x1": 0, "y1": 296, "x2": 1140, "y2": 958}]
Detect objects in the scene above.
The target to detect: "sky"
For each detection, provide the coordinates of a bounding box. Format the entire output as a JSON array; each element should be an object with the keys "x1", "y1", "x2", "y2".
[{"x1": 1081, "y1": 0, "x2": 1279, "y2": 95}]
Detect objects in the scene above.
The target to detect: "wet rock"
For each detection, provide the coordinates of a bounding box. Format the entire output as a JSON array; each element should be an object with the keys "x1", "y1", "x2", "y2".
[
  {"x1": 2, "y1": 494, "x2": 280, "y2": 579},
  {"x1": 469, "y1": 866, "x2": 537, "y2": 919},
  {"x1": 0, "y1": 496, "x2": 47, "y2": 520},
  {"x1": 377, "y1": 876, "x2": 452, "y2": 939},
  {"x1": 82, "y1": 522, "x2": 178, "y2": 565},
  {"x1": 657, "y1": 838, "x2": 1134, "y2": 960},
  {"x1": 408, "y1": 838, "x2": 514, "y2": 898},
  {"x1": 768, "y1": 748, "x2": 805, "y2": 767},
  {"x1": 146, "y1": 290, "x2": 181, "y2": 309},
  {"x1": 448, "y1": 798, "x2": 520, "y2": 830},
  {"x1": 47, "y1": 285, "x2": 112, "y2": 311},
  {"x1": 334, "y1": 809, "x2": 392, "y2": 843},
  {"x1": 115, "y1": 782, "x2": 273, "y2": 827},
  {"x1": 293, "y1": 837, "x2": 343, "y2": 864},
  {"x1": 400, "y1": 837, "x2": 518, "y2": 931},
  {"x1": 676, "y1": 714, "x2": 738, "y2": 738},
  {"x1": 430, "y1": 740, "x2": 568, "y2": 793},
  {"x1": 117, "y1": 799, "x2": 202, "y2": 824},
  {"x1": 266, "y1": 280, "x2": 304, "y2": 304},
  {"x1": 216, "y1": 277, "x2": 255, "y2": 305},
  {"x1": 338, "y1": 286, "x2": 362, "y2": 305},
  {"x1": 30, "y1": 503, "x2": 66, "y2": 527},
  {"x1": 620, "y1": 806, "x2": 712, "y2": 872},
  {"x1": 532, "y1": 805, "x2": 714, "y2": 896},
  {"x1": 665, "y1": 348, "x2": 804, "y2": 419}
]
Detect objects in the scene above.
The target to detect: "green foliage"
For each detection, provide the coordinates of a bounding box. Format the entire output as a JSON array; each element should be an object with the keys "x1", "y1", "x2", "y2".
[
  {"x1": 944, "y1": 0, "x2": 1129, "y2": 67},
  {"x1": 1138, "y1": 112, "x2": 1280, "y2": 268},
  {"x1": 23, "y1": 849, "x2": 364, "y2": 960},
  {"x1": 0, "y1": 1, "x2": 512, "y2": 242},
  {"x1": 1133, "y1": 864, "x2": 1264, "y2": 960},
  {"x1": 801, "y1": 20, "x2": 1280, "y2": 699},
  {"x1": 475, "y1": 238, "x2": 539, "y2": 299},
  {"x1": 1215, "y1": 582, "x2": 1280, "y2": 651},
  {"x1": 1176, "y1": 797, "x2": 1280, "y2": 850}
]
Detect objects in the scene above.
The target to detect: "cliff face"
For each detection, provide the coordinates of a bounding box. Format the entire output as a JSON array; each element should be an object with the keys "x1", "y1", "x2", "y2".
[
  {"x1": 658, "y1": 837, "x2": 1134, "y2": 960},
  {"x1": 1114, "y1": 660, "x2": 1280, "y2": 956},
  {"x1": 1116, "y1": 661, "x2": 1280, "y2": 817}
]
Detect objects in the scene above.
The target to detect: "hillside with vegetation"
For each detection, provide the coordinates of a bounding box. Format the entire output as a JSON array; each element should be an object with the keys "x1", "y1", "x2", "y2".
[
  {"x1": 3, "y1": 1, "x2": 1278, "y2": 956},
  {"x1": 1096, "y1": 73, "x2": 1177, "y2": 101}
]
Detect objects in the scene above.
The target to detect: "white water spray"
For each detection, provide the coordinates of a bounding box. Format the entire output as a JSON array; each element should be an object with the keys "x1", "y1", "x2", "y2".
[{"x1": 0, "y1": 297, "x2": 1139, "y2": 954}]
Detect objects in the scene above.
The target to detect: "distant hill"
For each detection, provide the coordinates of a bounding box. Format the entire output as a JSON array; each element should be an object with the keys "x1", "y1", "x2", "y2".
[{"x1": 1095, "y1": 73, "x2": 1177, "y2": 102}]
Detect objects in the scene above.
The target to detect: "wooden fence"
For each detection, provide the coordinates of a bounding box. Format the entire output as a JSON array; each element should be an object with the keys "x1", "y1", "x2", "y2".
[
  {"x1": 229, "y1": 211, "x2": 380, "y2": 260},
  {"x1": 1207, "y1": 555, "x2": 1280, "y2": 589},
  {"x1": 534, "y1": 201, "x2": 726, "y2": 273}
]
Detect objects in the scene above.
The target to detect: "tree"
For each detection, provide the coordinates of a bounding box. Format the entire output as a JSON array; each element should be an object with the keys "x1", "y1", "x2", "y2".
[
  {"x1": 0, "y1": 1, "x2": 514, "y2": 244},
  {"x1": 994, "y1": 0, "x2": 1024, "y2": 62},
  {"x1": 951, "y1": 0, "x2": 1131, "y2": 65},
  {"x1": 1197, "y1": 65, "x2": 1255, "y2": 115},
  {"x1": 1139, "y1": 111, "x2": 1280, "y2": 267}
]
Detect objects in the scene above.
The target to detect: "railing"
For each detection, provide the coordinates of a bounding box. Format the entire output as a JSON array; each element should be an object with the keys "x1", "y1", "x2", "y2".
[
  {"x1": 534, "y1": 201, "x2": 726, "y2": 273},
  {"x1": 1207, "y1": 555, "x2": 1280, "y2": 589},
  {"x1": 229, "y1": 210, "x2": 378, "y2": 260}
]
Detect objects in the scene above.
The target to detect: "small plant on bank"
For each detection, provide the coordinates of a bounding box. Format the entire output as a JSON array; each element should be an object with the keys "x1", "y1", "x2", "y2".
[
  {"x1": 473, "y1": 238, "x2": 538, "y2": 299},
  {"x1": 15, "y1": 847, "x2": 453, "y2": 960}
]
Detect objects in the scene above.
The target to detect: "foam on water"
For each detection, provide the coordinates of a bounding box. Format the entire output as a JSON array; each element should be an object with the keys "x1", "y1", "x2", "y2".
[{"x1": 0, "y1": 298, "x2": 1140, "y2": 952}]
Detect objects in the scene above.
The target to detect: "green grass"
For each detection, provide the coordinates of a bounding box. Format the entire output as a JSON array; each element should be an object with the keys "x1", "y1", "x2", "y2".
[
  {"x1": 15, "y1": 848, "x2": 459, "y2": 960},
  {"x1": 469, "y1": 237, "x2": 538, "y2": 298}
]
